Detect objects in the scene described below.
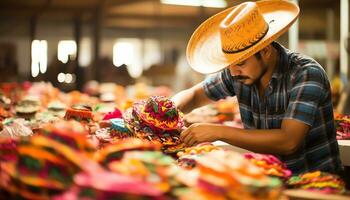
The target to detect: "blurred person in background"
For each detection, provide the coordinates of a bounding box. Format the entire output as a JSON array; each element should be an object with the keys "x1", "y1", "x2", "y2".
[{"x1": 331, "y1": 65, "x2": 343, "y2": 107}]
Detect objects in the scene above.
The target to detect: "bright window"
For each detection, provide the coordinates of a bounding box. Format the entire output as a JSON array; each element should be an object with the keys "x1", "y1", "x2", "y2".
[
  {"x1": 113, "y1": 42, "x2": 135, "y2": 67},
  {"x1": 113, "y1": 38, "x2": 161, "y2": 78},
  {"x1": 113, "y1": 38, "x2": 143, "y2": 78},
  {"x1": 57, "y1": 72, "x2": 76, "y2": 83},
  {"x1": 58, "y1": 40, "x2": 77, "y2": 63},
  {"x1": 31, "y1": 40, "x2": 47, "y2": 77}
]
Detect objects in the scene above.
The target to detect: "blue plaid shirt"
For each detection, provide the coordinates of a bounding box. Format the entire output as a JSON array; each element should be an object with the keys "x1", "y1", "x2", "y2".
[{"x1": 203, "y1": 42, "x2": 342, "y2": 175}]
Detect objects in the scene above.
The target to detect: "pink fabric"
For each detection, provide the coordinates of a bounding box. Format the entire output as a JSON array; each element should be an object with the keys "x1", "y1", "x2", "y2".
[{"x1": 103, "y1": 108, "x2": 122, "y2": 120}]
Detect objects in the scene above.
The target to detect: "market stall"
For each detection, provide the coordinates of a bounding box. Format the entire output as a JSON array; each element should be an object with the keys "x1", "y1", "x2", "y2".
[
  {"x1": 1, "y1": 0, "x2": 350, "y2": 199},
  {"x1": 0, "y1": 82, "x2": 349, "y2": 199}
]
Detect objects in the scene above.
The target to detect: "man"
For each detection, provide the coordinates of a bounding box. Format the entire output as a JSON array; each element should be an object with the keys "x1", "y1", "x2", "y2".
[{"x1": 172, "y1": 0, "x2": 342, "y2": 175}]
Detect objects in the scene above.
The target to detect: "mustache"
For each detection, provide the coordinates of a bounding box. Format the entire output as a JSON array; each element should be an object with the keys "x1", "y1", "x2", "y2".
[{"x1": 232, "y1": 75, "x2": 249, "y2": 80}]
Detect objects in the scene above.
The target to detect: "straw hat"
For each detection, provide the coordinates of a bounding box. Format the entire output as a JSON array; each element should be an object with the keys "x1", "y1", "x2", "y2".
[{"x1": 187, "y1": 0, "x2": 300, "y2": 74}]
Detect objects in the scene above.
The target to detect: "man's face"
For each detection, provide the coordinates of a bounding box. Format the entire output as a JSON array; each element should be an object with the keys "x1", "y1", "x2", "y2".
[{"x1": 228, "y1": 53, "x2": 268, "y2": 85}]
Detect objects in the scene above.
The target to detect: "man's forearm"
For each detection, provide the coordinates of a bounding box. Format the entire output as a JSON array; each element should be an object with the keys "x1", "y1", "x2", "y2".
[
  {"x1": 216, "y1": 125, "x2": 300, "y2": 155},
  {"x1": 172, "y1": 89, "x2": 196, "y2": 114},
  {"x1": 172, "y1": 83, "x2": 213, "y2": 114}
]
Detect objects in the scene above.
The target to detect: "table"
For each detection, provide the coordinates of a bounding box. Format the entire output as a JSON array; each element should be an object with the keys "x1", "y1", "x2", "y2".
[
  {"x1": 213, "y1": 140, "x2": 350, "y2": 167},
  {"x1": 338, "y1": 140, "x2": 350, "y2": 167}
]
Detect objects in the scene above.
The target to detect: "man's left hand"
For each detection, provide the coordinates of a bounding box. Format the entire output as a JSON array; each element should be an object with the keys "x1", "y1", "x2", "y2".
[{"x1": 180, "y1": 123, "x2": 219, "y2": 147}]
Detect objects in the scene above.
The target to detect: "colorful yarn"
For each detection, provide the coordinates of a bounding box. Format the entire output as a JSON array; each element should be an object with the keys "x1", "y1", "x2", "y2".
[
  {"x1": 102, "y1": 108, "x2": 122, "y2": 120},
  {"x1": 133, "y1": 96, "x2": 183, "y2": 131},
  {"x1": 287, "y1": 171, "x2": 346, "y2": 194},
  {"x1": 64, "y1": 105, "x2": 93, "y2": 122},
  {"x1": 123, "y1": 96, "x2": 184, "y2": 152},
  {"x1": 334, "y1": 113, "x2": 350, "y2": 140},
  {"x1": 110, "y1": 118, "x2": 130, "y2": 133},
  {"x1": 244, "y1": 153, "x2": 292, "y2": 179}
]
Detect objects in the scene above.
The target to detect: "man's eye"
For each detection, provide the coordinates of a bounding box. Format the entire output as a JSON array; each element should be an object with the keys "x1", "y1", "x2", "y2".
[{"x1": 236, "y1": 62, "x2": 245, "y2": 66}]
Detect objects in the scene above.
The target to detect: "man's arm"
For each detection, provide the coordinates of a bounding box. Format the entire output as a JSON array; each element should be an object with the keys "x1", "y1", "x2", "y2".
[
  {"x1": 172, "y1": 82, "x2": 214, "y2": 114},
  {"x1": 181, "y1": 119, "x2": 309, "y2": 155}
]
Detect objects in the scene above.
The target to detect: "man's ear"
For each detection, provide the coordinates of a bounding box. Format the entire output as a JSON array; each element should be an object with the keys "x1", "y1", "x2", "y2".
[{"x1": 260, "y1": 44, "x2": 272, "y2": 60}]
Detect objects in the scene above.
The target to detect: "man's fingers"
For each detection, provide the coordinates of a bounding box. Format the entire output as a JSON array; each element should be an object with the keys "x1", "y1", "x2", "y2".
[
  {"x1": 182, "y1": 131, "x2": 192, "y2": 145},
  {"x1": 180, "y1": 127, "x2": 191, "y2": 141},
  {"x1": 186, "y1": 136, "x2": 197, "y2": 147}
]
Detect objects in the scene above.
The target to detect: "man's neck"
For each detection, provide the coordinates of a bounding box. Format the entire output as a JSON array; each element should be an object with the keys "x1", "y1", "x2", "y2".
[{"x1": 258, "y1": 46, "x2": 279, "y2": 96}]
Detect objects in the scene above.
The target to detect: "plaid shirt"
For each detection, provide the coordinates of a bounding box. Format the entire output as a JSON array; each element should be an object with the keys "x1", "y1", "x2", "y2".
[{"x1": 203, "y1": 42, "x2": 342, "y2": 175}]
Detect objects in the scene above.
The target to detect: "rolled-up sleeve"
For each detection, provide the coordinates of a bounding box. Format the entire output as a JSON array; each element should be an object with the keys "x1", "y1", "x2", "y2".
[{"x1": 284, "y1": 67, "x2": 327, "y2": 126}]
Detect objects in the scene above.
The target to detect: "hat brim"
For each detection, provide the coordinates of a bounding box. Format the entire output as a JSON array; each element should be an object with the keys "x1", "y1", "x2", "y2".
[{"x1": 187, "y1": 0, "x2": 300, "y2": 74}]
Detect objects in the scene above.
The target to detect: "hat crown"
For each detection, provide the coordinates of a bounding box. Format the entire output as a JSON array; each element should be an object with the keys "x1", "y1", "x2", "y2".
[
  {"x1": 219, "y1": 2, "x2": 269, "y2": 53},
  {"x1": 143, "y1": 96, "x2": 178, "y2": 120}
]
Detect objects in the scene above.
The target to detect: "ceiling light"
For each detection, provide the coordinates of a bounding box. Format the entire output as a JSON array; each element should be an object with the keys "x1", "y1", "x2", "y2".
[
  {"x1": 65, "y1": 73, "x2": 73, "y2": 83},
  {"x1": 57, "y1": 73, "x2": 65, "y2": 83},
  {"x1": 160, "y1": 0, "x2": 227, "y2": 8}
]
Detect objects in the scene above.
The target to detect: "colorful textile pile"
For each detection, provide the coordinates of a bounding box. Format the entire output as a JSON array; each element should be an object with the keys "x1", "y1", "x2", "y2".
[
  {"x1": 177, "y1": 143, "x2": 220, "y2": 157},
  {"x1": 244, "y1": 153, "x2": 292, "y2": 179},
  {"x1": 39, "y1": 121, "x2": 97, "y2": 154},
  {"x1": 102, "y1": 108, "x2": 122, "y2": 120},
  {"x1": 0, "y1": 91, "x2": 12, "y2": 131},
  {"x1": 54, "y1": 139, "x2": 183, "y2": 200},
  {"x1": 0, "y1": 94, "x2": 11, "y2": 110},
  {"x1": 334, "y1": 113, "x2": 350, "y2": 140},
  {"x1": 123, "y1": 96, "x2": 185, "y2": 153},
  {"x1": 110, "y1": 118, "x2": 133, "y2": 138},
  {"x1": 1, "y1": 83, "x2": 348, "y2": 199},
  {"x1": 15, "y1": 97, "x2": 40, "y2": 119},
  {"x1": 46, "y1": 101, "x2": 66, "y2": 118},
  {"x1": 0, "y1": 121, "x2": 95, "y2": 199},
  {"x1": 0, "y1": 106, "x2": 10, "y2": 121},
  {"x1": 287, "y1": 171, "x2": 346, "y2": 194},
  {"x1": 0, "y1": 118, "x2": 33, "y2": 138},
  {"x1": 64, "y1": 104, "x2": 94, "y2": 123},
  {"x1": 53, "y1": 170, "x2": 164, "y2": 200},
  {"x1": 0, "y1": 94, "x2": 11, "y2": 121},
  {"x1": 177, "y1": 143, "x2": 221, "y2": 169},
  {"x1": 108, "y1": 151, "x2": 181, "y2": 194},
  {"x1": 95, "y1": 138, "x2": 161, "y2": 166},
  {"x1": 0, "y1": 123, "x2": 171, "y2": 200},
  {"x1": 94, "y1": 118, "x2": 134, "y2": 148},
  {"x1": 178, "y1": 151, "x2": 283, "y2": 200},
  {"x1": 0, "y1": 137, "x2": 18, "y2": 162}
]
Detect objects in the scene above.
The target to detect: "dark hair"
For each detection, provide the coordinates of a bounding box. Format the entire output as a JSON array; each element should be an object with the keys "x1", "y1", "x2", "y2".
[{"x1": 254, "y1": 51, "x2": 262, "y2": 60}]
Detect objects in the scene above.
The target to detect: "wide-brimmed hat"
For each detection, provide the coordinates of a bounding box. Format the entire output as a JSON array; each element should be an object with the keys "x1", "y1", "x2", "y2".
[{"x1": 187, "y1": 0, "x2": 299, "y2": 74}]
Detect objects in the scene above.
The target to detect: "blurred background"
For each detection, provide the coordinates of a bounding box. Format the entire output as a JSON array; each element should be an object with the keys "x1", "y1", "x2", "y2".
[
  {"x1": 1, "y1": 1, "x2": 350, "y2": 193},
  {"x1": 0, "y1": 0, "x2": 348, "y2": 102}
]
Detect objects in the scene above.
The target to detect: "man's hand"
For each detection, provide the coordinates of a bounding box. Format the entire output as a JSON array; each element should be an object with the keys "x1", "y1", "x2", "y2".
[
  {"x1": 180, "y1": 123, "x2": 220, "y2": 147},
  {"x1": 180, "y1": 119, "x2": 310, "y2": 155}
]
